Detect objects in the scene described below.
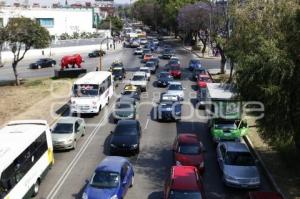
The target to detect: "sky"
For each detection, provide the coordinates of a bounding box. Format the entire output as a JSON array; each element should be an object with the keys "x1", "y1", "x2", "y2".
[{"x1": 4, "y1": 0, "x2": 132, "y2": 6}]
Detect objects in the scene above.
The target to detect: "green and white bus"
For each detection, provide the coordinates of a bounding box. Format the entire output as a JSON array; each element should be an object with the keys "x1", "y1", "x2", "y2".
[{"x1": 0, "y1": 120, "x2": 54, "y2": 199}]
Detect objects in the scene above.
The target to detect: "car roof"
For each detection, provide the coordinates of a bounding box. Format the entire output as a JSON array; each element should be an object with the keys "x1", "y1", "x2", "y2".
[
  {"x1": 96, "y1": 156, "x2": 128, "y2": 173},
  {"x1": 133, "y1": 71, "x2": 146, "y2": 76},
  {"x1": 177, "y1": 134, "x2": 199, "y2": 144},
  {"x1": 171, "y1": 166, "x2": 200, "y2": 191},
  {"x1": 140, "y1": 67, "x2": 150, "y2": 71},
  {"x1": 117, "y1": 120, "x2": 138, "y2": 126},
  {"x1": 169, "y1": 81, "x2": 182, "y2": 85},
  {"x1": 57, "y1": 117, "x2": 80, "y2": 124},
  {"x1": 223, "y1": 142, "x2": 250, "y2": 153},
  {"x1": 118, "y1": 96, "x2": 136, "y2": 103}
]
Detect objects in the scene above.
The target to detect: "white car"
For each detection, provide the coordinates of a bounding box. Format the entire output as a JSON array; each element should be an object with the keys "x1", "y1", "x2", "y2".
[
  {"x1": 134, "y1": 47, "x2": 143, "y2": 55},
  {"x1": 166, "y1": 81, "x2": 185, "y2": 100},
  {"x1": 140, "y1": 38, "x2": 148, "y2": 45},
  {"x1": 170, "y1": 56, "x2": 180, "y2": 64},
  {"x1": 131, "y1": 71, "x2": 148, "y2": 92},
  {"x1": 139, "y1": 67, "x2": 151, "y2": 81}
]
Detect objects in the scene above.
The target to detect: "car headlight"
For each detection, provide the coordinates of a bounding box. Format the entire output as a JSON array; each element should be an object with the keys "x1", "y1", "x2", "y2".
[
  {"x1": 128, "y1": 113, "x2": 134, "y2": 118},
  {"x1": 110, "y1": 144, "x2": 117, "y2": 148},
  {"x1": 131, "y1": 144, "x2": 138, "y2": 148},
  {"x1": 110, "y1": 195, "x2": 118, "y2": 199},
  {"x1": 224, "y1": 174, "x2": 237, "y2": 182},
  {"x1": 65, "y1": 139, "x2": 73, "y2": 144},
  {"x1": 251, "y1": 177, "x2": 260, "y2": 183},
  {"x1": 82, "y1": 192, "x2": 88, "y2": 199},
  {"x1": 176, "y1": 161, "x2": 182, "y2": 166}
]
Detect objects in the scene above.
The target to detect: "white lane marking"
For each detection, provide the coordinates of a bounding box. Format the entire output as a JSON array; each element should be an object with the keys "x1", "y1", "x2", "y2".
[
  {"x1": 46, "y1": 103, "x2": 114, "y2": 199},
  {"x1": 144, "y1": 118, "x2": 150, "y2": 130}
]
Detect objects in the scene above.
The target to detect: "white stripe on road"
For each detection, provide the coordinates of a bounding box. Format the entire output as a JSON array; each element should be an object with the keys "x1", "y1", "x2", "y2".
[
  {"x1": 144, "y1": 118, "x2": 150, "y2": 130},
  {"x1": 46, "y1": 103, "x2": 114, "y2": 199}
]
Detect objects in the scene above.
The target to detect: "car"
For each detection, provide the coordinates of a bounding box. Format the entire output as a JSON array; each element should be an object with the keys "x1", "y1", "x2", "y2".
[
  {"x1": 161, "y1": 48, "x2": 175, "y2": 59},
  {"x1": 217, "y1": 142, "x2": 261, "y2": 189},
  {"x1": 152, "y1": 38, "x2": 159, "y2": 46},
  {"x1": 142, "y1": 54, "x2": 153, "y2": 63},
  {"x1": 189, "y1": 59, "x2": 202, "y2": 71},
  {"x1": 141, "y1": 48, "x2": 151, "y2": 58},
  {"x1": 113, "y1": 98, "x2": 136, "y2": 123},
  {"x1": 110, "y1": 120, "x2": 142, "y2": 155},
  {"x1": 51, "y1": 117, "x2": 85, "y2": 150},
  {"x1": 88, "y1": 49, "x2": 105, "y2": 58},
  {"x1": 130, "y1": 39, "x2": 140, "y2": 48},
  {"x1": 193, "y1": 68, "x2": 208, "y2": 80},
  {"x1": 197, "y1": 87, "x2": 207, "y2": 109},
  {"x1": 211, "y1": 119, "x2": 248, "y2": 143},
  {"x1": 248, "y1": 192, "x2": 284, "y2": 199},
  {"x1": 140, "y1": 38, "x2": 148, "y2": 45},
  {"x1": 130, "y1": 71, "x2": 148, "y2": 92},
  {"x1": 166, "y1": 82, "x2": 185, "y2": 101},
  {"x1": 156, "y1": 93, "x2": 181, "y2": 121},
  {"x1": 170, "y1": 56, "x2": 180, "y2": 63},
  {"x1": 29, "y1": 58, "x2": 56, "y2": 69},
  {"x1": 168, "y1": 64, "x2": 181, "y2": 79},
  {"x1": 110, "y1": 61, "x2": 124, "y2": 71},
  {"x1": 145, "y1": 61, "x2": 156, "y2": 74},
  {"x1": 134, "y1": 47, "x2": 143, "y2": 55},
  {"x1": 156, "y1": 71, "x2": 174, "y2": 87},
  {"x1": 82, "y1": 156, "x2": 134, "y2": 199},
  {"x1": 149, "y1": 57, "x2": 160, "y2": 68},
  {"x1": 173, "y1": 134, "x2": 205, "y2": 175},
  {"x1": 140, "y1": 67, "x2": 151, "y2": 81},
  {"x1": 165, "y1": 59, "x2": 180, "y2": 69},
  {"x1": 164, "y1": 166, "x2": 205, "y2": 199},
  {"x1": 112, "y1": 67, "x2": 126, "y2": 80},
  {"x1": 122, "y1": 84, "x2": 141, "y2": 101},
  {"x1": 197, "y1": 74, "x2": 213, "y2": 88}
]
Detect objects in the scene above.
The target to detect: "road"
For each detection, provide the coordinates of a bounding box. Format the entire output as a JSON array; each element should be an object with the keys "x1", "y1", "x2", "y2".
[{"x1": 35, "y1": 41, "x2": 273, "y2": 199}]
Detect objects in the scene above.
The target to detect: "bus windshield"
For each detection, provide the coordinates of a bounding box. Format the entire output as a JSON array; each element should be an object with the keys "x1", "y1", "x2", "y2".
[{"x1": 73, "y1": 84, "x2": 99, "y2": 97}]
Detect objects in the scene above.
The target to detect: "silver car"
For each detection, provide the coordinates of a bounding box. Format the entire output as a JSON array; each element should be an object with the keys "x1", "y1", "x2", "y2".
[
  {"x1": 51, "y1": 117, "x2": 86, "y2": 150},
  {"x1": 166, "y1": 82, "x2": 185, "y2": 101},
  {"x1": 216, "y1": 142, "x2": 261, "y2": 189}
]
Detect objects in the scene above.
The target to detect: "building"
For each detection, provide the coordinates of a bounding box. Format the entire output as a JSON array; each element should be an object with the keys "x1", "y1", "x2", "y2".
[{"x1": 0, "y1": 7, "x2": 99, "y2": 36}]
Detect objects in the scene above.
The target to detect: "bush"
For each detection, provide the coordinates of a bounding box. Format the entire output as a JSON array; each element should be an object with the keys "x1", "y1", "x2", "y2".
[{"x1": 59, "y1": 33, "x2": 70, "y2": 40}]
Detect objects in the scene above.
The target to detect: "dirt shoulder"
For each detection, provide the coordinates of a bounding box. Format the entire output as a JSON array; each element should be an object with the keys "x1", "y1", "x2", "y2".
[{"x1": 0, "y1": 78, "x2": 73, "y2": 126}]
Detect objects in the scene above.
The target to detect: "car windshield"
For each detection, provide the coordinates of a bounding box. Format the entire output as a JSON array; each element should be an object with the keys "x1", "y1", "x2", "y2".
[
  {"x1": 140, "y1": 69, "x2": 149, "y2": 73},
  {"x1": 169, "y1": 84, "x2": 182, "y2": 90},
  {"x1": 37, "y1": 59, "x2": 47, "y2": 63},
  {"x1": 169, "y1": 190, "x2": 202, "y2": 199},
  {"x1": 90, "y1": 171, "x2": 120, "y2": 188},
  {"x1": 115, "y1": 123, "x2": 137, "y2": 135},
  {"x1": 178, "y1": 144, "x2": 201, "y2": 155},
  {"x1": 132, "y1": 75, "x2": 145, "y2": 81},
  {"x1": 215, "y1": 121, "x2": 237, "y2": 130},
  {"x1": 112, "y1": 63, "x2": 123, "y2": 67},
  {"x1": 52, "y1": 123, "x2": 73, "y2": 134},
  {"x1": 113, "y1": 69, "x2": 122, "y2": 75},
  {"x1": 150, "y1": 58, "x2": 157, "y2": 62},
  {"x1": 73, "y1": 84, "x2": 99, "y2": 97},
  {"x1": 225, "y1": 152, "x2": 255, "y2": 166},
  {"x1": 115, "y1": 103, "x2": 132, "y2": 109},
  {"x1": 146, "y1": 62, "x2": 154, "y2": 67},
  {"x1": 123, "y1": 91, "x2": 135, "y2": 96},
  {"x1": 143, "y1": 50, "x2": 151, "y2": 53},
  {"x1": 164, "y1": 49, "x2": 172, "y2": 53},
  {"x1": 159, "y1": 73, "x2": 170, "y2": 78}
]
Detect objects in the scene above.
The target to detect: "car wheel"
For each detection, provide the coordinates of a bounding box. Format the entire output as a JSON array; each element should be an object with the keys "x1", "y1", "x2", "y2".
[
  {"x1": 106, "y1": 97, "x2": 109, "y2": 105},
  {"x1": 32, "y1": 179, "x2": 40, "y2": 197},
  {"x1": 73, "y1": 140, "x2": 77, "y2": 150},
  {"x1": 97, "y1": 106, "x2": 102, "y2": 115},
  {"x1": 130, "y1": 175, "x2": 134, "y2": 187},
  {"x1": 51, "y1": 63, "x2": 55, "y2": 67},
  {"x1": 38, "y1": 65, "x2": 41, "y2": 69}
]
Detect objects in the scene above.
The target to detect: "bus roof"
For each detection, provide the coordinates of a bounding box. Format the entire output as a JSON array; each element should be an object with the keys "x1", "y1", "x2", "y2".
[
  {"x1": 206, "y1": 83, "x2": 236, "y2": 100},
  {"x1": 74, "y1": 71, "x2": 111, "y2": 85},
  {"x1": 0, "y1": 120, "x2": 49, "y2": 175}
]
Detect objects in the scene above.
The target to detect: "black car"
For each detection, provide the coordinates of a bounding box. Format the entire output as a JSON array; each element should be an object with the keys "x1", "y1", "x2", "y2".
[
  {"x1": 88, "y1": 50, "x2": 106, "y2": 58},
  {"x1": 156, "y1": 93, "x2": 181, "y2": 122},
  {"x1": 112, "y1": 67, "x2": 126, "y2": 80},
  {"x1": 161, "y1": 48, "x2": 175, "y2": 59},
  {"x1": 113, "y1": 98, "x2": 137, "y2": 123},
  {"x1": 149, "y1": 57, "x2": 160, "y2": 69},
  {"x1": 110, "y1": 120, "x2": 142, "y2": 155},
  {"x1": 121, "y1": 89, "x2": 141, "y2": 101},
  {"x1": 156, "y1": 71, "x2": 174, "y2": 87},
  {"x1": 29, "y1": 58, "x2": 56, "y2": 69}
]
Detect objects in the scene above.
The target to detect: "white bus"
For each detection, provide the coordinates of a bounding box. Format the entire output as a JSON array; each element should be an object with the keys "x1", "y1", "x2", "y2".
[
  {"x1": 0, "y1": 120, "x2": 54, "y2": 199},
  {"x1": 71, "y1": 71, "x2": 114, "y2": 114}
]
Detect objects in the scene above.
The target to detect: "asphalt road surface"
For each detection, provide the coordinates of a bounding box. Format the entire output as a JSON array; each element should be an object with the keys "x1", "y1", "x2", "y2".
[{"x1": 34, "y1": 41, "x2": 273, "y2": 199}]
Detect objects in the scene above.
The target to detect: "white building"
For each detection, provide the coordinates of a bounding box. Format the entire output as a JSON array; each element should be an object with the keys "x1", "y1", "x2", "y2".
[{"x1": 0, "y1": 7, "x2": 98, "y2": 36}]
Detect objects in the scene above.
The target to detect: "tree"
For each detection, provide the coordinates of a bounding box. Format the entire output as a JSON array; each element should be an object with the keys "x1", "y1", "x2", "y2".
[
  {"x1": 99, "y1": 16, "x2": 123, "y2": 35},
  {"x1": 0, "y1": 27, "x2": 7, "y2": 68},
  {"x1": 6, "y1": 17, "x2": 50, "y2": 85}
]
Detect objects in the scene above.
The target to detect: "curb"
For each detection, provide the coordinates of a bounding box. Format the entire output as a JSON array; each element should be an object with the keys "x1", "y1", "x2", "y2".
[{"x1": 244, "y1": 135, "x2": 285, "y2": 198}]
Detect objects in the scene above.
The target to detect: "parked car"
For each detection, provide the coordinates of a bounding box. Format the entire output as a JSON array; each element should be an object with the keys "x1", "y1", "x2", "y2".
[
  {"x1": 248, "y1": 192, "x2": 284, "y2": 199},
  {"x1": 164, "y1": 166, "x2": 205, "y2": 199},
  {"x1": 156, "y1": 93, "x2": 181, "y2": 121},
  {"x1": 122, "y1": 84, "x2": 141, "y2": 101},
  {"x1": 82, "y1": 156, "x2": 134, "y2": 199},
  {"x1": 189, "y1": 59, "x2": 202, "y2": 71},
  {"x1": 216, "y1": 142, "x2": 261, "y2": 189},
  {"x1": 110, "y1": 120, "x2": 142, "y2": 155},
  {"x1": 156, "y1": 71, "x2": 174, "y2": 87},
  {"x1": 166, "y1": 82, "x2": 185, "y2": 101},
  {"x1": 113, "y1": 98, "x2": 136, "y2": 123},
  {"x1": 88, "y1": 49, "x2": 105, "y2": 58},
  {"x1": 173, "y1": 134, "x2": 205, "y2": 175},
  {"x1": 134, "y1": 47, "x2": 143, "y2": 55},
  {"x1": 29, "y1": 58, "x2": 56, "y2": 69},
  {"x1": 145, "y1": 61, "x2": 156, "y2": 74},
  {"x1": 130, "y1": 71, "x2": 148, "y2": 92},
  {"x1": 51, "y1": 117, "x2": 85, "y2": 150},
  {"x1": 140, "y1": 67, "x2": 151, "y2": 81}
]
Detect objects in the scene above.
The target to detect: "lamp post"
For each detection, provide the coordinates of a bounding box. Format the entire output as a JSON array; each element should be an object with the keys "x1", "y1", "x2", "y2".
[{"x1": 98, "y1": 37, "x2": 114, "y2": 71}]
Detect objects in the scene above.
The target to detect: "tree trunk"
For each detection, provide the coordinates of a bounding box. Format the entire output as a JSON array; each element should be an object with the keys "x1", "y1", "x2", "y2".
[
  {"x1": 0, "y1": 44, "x2": 3, "y2": 68},
  {"x1": 217, "y1": 44, "x2": 226, "y2": 74},
  {"x1": 12, "y1": 62, "x2": 20, "y2": 86},
  {"x1": 228, "y1": 61, "x2": 234, "y2": 83}
]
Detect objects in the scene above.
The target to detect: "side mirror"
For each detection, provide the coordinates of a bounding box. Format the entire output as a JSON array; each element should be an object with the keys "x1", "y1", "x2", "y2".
[
  {"x1": 122, "y1": 180, "x2": 127, "y2": 186},
  {"x1": 110, "y1": 131, "x2": 113, "y2": 134}
]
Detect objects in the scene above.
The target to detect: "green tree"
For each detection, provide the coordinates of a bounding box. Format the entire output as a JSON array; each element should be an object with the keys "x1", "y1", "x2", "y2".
[
  {"x1": 99, "y1": 16, "x2": 123, "y2": 36},
  {"x1": 6, "y1": 17, "x2": 50, "y2": 85}
]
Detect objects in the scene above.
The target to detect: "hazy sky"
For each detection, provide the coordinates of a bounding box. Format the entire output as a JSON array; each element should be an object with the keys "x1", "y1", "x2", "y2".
[{"x1": 4, "y1": 0, "x2": 132, "y2": 5}]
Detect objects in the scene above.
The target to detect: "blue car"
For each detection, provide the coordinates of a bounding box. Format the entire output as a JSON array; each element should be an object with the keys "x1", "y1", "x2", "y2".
[
  {"x1": 188, "y1": 59, "x2": 202, "y2": 71},
  {"x1": 82, "y1": 156, "x2": 134, "y2": 199}
]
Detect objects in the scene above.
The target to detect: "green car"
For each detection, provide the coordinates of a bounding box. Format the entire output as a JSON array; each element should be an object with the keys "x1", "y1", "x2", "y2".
[{"x1": 211, "y1": 119, "x2": 248, "y2": 143}]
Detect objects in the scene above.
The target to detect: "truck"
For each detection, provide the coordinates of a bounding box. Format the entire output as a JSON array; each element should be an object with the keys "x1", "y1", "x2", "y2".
[{"x1": 206, "y1": 83, "x2": 249, "y2": 143}]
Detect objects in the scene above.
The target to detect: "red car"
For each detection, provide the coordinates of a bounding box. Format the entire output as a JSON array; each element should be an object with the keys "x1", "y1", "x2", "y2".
[
  {"x1": 197, "y1": 74, "x2": 212, "y2": 88},
  {"x1": 143, "y1": 54, "x2": 153, "y2": 63},
  {"x1": 169, "y1": 64, "x2": 181, "y2": 79},
  {"x1": 248, "y1": 192, "x2": 284, "y2": 199},
  {"x1": 164, "y1": 166, "x2": 205, "y2": 199},
  {"x1": 173, "y1": 134, "x2": 205, "y2": 175}
]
